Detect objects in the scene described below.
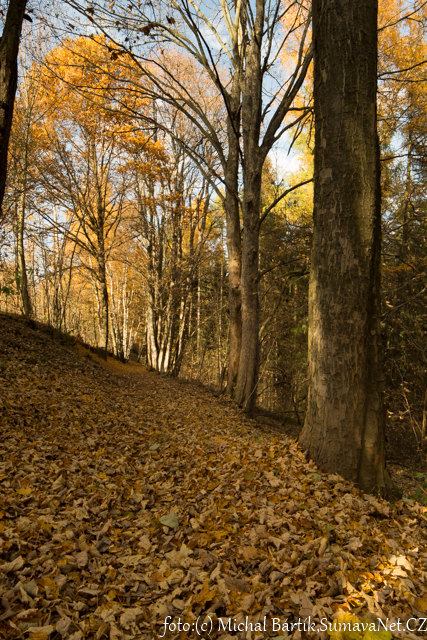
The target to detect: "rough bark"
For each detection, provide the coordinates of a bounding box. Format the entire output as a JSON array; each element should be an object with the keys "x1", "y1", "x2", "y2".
[
  {"x1": 234, "y1": 0, "x2": 264, "y2": 413},
  {"x1": 0, "y1": 0, "x2": 28, "y2": 215},
  {"x1": 299, "y1": 0, "x2": 391, "y2": 495}
]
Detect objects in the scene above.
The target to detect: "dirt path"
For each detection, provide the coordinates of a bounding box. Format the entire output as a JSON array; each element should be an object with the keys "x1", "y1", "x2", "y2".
[{"x1": 1, "y1": 313, "x2": 427, "y2": 639}]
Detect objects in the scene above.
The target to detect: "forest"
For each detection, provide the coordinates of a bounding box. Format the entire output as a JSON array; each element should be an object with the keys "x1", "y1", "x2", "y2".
[
  {"x1": 2, "y1": 0, "x2": 427, "y2": 637},
  {"x1": 2, "y1": 0, "x2": 427, "y2": 491}
]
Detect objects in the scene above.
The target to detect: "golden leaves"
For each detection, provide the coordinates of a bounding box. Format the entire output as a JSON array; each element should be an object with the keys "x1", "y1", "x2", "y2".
[{"x1": 1, "y1": 314, "x2": 427, "y2": 639}]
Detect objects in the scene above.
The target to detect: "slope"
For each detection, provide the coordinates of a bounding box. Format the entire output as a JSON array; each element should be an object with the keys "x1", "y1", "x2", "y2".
[{"x1": 0, "y1": 312, "x2": 427, "y2": 640}]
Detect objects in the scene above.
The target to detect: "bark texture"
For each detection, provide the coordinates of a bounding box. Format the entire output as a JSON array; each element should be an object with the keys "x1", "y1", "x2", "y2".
[
  {"x1": 299, "y1": 0, "x2": 390, "y2": 494},
  {"x1": 0, "y1": 0, "x2": 27, "y2": 214},
  {"x1": 234, "y1": 0, "x2": 264, "y2": 413}
]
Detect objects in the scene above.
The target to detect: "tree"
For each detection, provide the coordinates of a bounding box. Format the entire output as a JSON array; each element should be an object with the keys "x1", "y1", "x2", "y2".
[
  {"x1": 377, "y1": 0, "x2": 427, "y2": 453},
  {"x1": 39, "y1": 38, "x2": 133, "y2": 358},
  {"x1": 5, "y1": 54, "x2": 44, "y2": 318},
  {"x1": 62, "y1": 0, "x2": 313, "y2": 412},
  {"x1": 0, "y1": 0, "x2": 28, "y2": 216},
  {"x1": 126, "y1": 122, "x2": 214, "y2": 375},
  {"x1": 299, "y1": 0, "x2": 391, "y2": 494}
]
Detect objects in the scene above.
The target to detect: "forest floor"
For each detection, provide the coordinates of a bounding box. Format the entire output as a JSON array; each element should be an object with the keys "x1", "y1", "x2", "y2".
[{"x1": 1, "y1": 312, "x2": 427, "y2": 640}]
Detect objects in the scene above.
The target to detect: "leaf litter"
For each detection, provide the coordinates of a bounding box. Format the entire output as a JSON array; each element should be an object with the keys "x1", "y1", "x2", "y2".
[{"x1": 1, "y1": 313, "x2": 427, "y2": 639}]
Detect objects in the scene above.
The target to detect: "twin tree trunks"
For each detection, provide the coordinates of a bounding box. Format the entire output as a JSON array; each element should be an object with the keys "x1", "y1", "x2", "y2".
[{"x1": 299, "y1": 0, "x2": 391, "y2": 495}]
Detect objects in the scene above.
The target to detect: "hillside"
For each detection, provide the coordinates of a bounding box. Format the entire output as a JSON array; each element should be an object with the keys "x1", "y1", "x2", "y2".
[{"x1": 1, "y1": 312, "x2": 427, "y2": 640}]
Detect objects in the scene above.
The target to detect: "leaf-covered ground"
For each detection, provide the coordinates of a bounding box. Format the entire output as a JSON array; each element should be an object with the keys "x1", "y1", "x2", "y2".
[{"x1": 1, "y1": 312, "x2": 427, "y2": 640}]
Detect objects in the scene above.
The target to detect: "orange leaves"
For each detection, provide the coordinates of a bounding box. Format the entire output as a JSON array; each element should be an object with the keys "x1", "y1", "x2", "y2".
[
  {"x1": 16, "y1": 486, "x2": 32, "y2": 495},
  {"x1": 1, "y1": 313, "x2": 427, "y2": 639}
]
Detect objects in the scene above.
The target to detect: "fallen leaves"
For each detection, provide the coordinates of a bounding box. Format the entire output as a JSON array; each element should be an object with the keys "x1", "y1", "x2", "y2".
[
  {"x1": 159, "y1": 512, "x2": 179, "y2": 529},
  {"x1": 1, "y1": 313, "x2": 427, "y2": 639}
]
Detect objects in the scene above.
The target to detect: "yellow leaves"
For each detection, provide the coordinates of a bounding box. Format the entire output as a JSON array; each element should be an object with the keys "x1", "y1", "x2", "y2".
[
  {"x1": 195, "y1": 532, "x2": 212, "y2": 547},
  {"x1": 329, "y1": 614, "x2": 392, "y2": 640},
  {"x1": 213, "y1": 529, "x2": 229, "y2": 540},
  {"x1": 16, "y1": 486, "x2": 32, "y2": 495},
  {"x1": 415, "y1": 593, "x2": 427, "y2": 613},
  {"x1": 193, "y1": 579, "x2": 216, "y2": 605},
  {"x1": 41, "y1": 577, "x2": 59, "y2": 600},
  {"x1": 28, "y1": 627, "x2": 54, "y2": 640},
  {"x1": 224, "y1": 452, "x2": 240, "y2": 465}
]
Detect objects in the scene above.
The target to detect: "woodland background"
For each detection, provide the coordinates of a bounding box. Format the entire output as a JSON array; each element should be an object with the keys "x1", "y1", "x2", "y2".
[{"x1": 1, "y1": 0, "x2": 427, "y2": 470}]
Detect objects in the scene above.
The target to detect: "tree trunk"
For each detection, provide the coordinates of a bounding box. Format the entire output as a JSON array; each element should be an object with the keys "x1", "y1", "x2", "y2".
[
  {"x1": 234, "y1": 0, "x2": 264, "y2": 413},
  {"x1": 0, "y1": 0, "x2": 27, "y2": 214},
  {"x1": 17, "y1": 192, "x2": 32, "y2": 317},
  {"x1": 96, "y1": 251, "x2": 109, "y2": 359},
  {"x1": 225, "y1": 75, "x2": 242, "y2": 394},
  {"x1": 299, "y1": 0, "x2": 391, "y2": 495},
  {"x1": 146, "y1": 301, "x2": 158, "y2": 370},
  {"x1": 234, "y1": 159, "x2": 262, "y2": 413}
]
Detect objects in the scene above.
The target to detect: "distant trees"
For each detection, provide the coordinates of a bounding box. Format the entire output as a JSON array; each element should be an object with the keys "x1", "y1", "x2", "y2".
[
  {"x1": 39, "y1": 39, "x2": 134, "y2": 358},
  {"x1": 63, "y1": 0, "x2": 313, "y2": 411},
  {"x1": 1, "y1": 36, "x2": 217, "y2": 371},
  {"x1": 378, "y1": 0, "x2": 427, "y2": 454}
]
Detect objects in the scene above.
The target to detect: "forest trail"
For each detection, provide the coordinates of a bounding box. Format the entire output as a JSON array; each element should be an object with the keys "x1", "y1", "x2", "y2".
[{"x1": 1, "y1": 312, "x2": 427, "y2": 640}]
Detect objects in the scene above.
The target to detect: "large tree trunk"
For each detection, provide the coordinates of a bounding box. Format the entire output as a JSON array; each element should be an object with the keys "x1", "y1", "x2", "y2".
[
  {"x1": 299, "y1": 0, "x2": 391, "y2": 495},
  {"x1": 234, "y1": 0, "x2": 264, "y2": 414},
  {"x1": 0, "y1": 0, "x2": 28, "y2": 215}
]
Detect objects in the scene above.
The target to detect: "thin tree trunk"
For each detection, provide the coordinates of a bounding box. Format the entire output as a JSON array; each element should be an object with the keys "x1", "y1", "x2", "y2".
[
  {"x1": 218, "y1": 252, "x2": 223, "y2": 387},
  {"x1": 17, "y1": 192, "x2": 32, "y2": 317},
  {"x1": 146, "y1": 297, "x2": 158, "y2": 369},
  {"x1": 95, "y1": 193, "x2": 109, "y2": 359},
  {"x1": 225, "y1": 80, "x2": 242, "y2": 394},
  {"x1": 0, "y1": 0, "x2": 28, "y2": 214},
  {"x1": 196, "y1": 268, "x2": 201, "y2": 362},
  {"x1": 97, "y1": 265, "x2": 109, "y2": 359},
  {"x1": 299, "y1": 0, "x2": 391, "y2": 495}
]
